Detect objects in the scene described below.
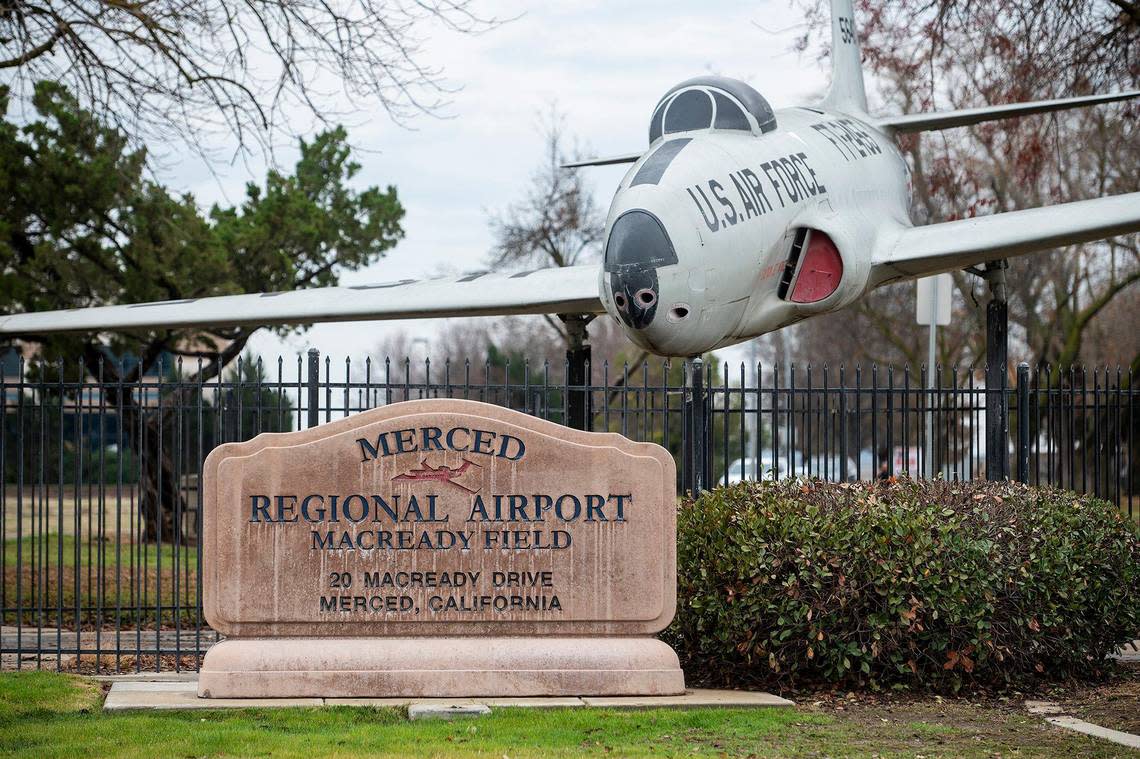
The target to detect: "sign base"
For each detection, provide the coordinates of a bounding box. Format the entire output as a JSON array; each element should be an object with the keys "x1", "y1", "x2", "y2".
[{"x1": 198, "y1": 637, "x2": 684, "y2": 698}]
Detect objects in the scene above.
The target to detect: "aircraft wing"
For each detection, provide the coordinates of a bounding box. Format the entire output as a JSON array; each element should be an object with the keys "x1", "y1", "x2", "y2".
[
  {"x1": 874, "y1": 90, "x2": 1140, "y2": 134},
  {"x1": 0, "y1": 265, "x2": 605, "y2": 335},
  {"x1": 870, "y1": 193, "x2": 1140, "y2": 287}
]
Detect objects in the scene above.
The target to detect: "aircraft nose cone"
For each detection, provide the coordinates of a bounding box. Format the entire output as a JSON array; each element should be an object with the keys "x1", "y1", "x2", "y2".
[
  {"x1": 611, "y1": 268, "x2": 660, "y2": 329},
  {"x1": 603, "y1": 210, "x2": 678, "y2": 332}
]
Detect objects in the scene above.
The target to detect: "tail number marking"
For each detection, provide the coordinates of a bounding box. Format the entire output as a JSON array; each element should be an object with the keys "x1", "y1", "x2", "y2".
[{"x1": 838, "y1": 17, "x2": 856, "y2": 45}]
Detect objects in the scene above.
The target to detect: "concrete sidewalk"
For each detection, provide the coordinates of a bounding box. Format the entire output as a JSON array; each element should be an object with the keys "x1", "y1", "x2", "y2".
[{"x1": 103, "y1": 680, "x2": 794, "y2": 711}]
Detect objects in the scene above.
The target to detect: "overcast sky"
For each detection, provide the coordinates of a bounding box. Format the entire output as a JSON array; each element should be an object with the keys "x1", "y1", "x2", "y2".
[{"x1": 166, "y1": 0, "x2": 831, "y2": 367}]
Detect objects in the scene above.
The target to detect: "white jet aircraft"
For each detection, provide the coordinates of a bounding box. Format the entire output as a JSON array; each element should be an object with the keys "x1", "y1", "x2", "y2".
[{"x1": 2, "y1": 0, "x2": 1138, "y2": 357}]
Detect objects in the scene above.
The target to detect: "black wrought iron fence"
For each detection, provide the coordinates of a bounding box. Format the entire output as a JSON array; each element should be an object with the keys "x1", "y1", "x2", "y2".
[{"x1": 1, "y1": 351, "x2": 1135, "y2": 673}]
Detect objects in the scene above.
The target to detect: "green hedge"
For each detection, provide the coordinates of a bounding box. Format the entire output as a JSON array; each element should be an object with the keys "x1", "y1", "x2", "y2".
[{"x1": 666, "y1": 478, "x2": 1140, "y2": 689}]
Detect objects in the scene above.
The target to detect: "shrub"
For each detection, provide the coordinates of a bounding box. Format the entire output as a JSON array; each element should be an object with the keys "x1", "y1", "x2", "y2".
[{"x1": 666, "y1": 478, "x2": 1140, "y2": 690}]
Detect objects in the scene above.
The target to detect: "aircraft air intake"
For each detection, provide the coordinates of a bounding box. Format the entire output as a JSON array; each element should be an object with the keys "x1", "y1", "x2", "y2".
[{"x1": 777, "y1": 229, "x2": 844, "y2": 304}]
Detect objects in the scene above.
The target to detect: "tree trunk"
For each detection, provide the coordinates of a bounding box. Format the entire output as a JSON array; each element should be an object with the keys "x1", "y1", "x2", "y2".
[
  {"x1": 79, "y1": 334, "x2": 253, "y2": 545},
  {"x1": 135, "y1": 412, "x2": 185, "y2": 544},
  {"x1": 81, "y1": 350, "x2": 187, "y2": 544}
]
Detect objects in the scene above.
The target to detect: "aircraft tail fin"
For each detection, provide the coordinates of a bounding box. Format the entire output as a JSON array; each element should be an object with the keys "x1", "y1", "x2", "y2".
[{"x1": 820, "y1": 0, "x2": 868, "y2": 114}]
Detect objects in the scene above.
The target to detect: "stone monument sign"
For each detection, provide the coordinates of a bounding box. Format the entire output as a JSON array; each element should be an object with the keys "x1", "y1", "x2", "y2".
[{"x1": 198, "y1": 398, "x2": 683, "y2": 697}]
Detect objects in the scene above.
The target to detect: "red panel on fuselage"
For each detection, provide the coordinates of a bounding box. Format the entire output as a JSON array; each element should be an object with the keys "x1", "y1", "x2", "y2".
[{"x1": 790, "y1": 231, "x2": 843, "y2": 303}]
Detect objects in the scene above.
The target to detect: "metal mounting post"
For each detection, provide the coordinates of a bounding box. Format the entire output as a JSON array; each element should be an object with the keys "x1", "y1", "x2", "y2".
[
  {"x1": 683, "y1": 357, "x2": 709, "y2": 495},
  {"x1": 982, "y1": 260, "x2": 1009, "y2": 480},
  {"x1": 560, "y1": 314, "x2": 595, "y2": 431}
]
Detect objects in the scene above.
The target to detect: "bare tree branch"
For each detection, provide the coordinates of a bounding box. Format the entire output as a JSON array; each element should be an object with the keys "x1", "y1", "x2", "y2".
[{"x1": 0, "y1": 0, "x2": 504, "y2": 161}]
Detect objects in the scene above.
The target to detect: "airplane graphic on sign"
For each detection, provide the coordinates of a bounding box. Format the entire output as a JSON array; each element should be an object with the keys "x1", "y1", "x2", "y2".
[{"x1": 391, "y1": 458, "x2": 483, "y2": 494}]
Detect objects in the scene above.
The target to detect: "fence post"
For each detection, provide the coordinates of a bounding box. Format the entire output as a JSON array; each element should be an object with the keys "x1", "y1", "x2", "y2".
[
  {"x1": 1016, "y1": 362, "x2": 1030, "y2": 483},
  {"x1": 698, "y1": 358, "x2": 709, "y2": 493},
  {"x1": 307, "y1": 348, "x2": 320, "y2": 429},
  {"x1": 838, "y1": 366, "x2": 849, "y2": 482}
]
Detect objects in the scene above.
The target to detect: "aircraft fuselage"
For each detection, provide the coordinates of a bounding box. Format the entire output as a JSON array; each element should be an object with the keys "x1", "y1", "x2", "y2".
[{"x1": 600, "y1": 106, "x2": 912, "y2": 356}]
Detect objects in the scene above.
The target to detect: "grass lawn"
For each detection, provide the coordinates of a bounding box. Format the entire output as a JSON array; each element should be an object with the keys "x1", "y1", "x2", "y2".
[
  {"x1": 3, "y1": 534, "x2": 199, "y2": 627},
  {"x1": 0, "y1": 672, "x2": 1131, "y2": 758},
  {"x1": 3, "y1": 533, "x2": 196, "y2": 570}
]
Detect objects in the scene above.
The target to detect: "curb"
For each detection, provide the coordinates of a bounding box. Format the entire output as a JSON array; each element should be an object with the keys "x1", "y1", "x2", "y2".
[{"x1": 1026, "y1": 700, "x2": 1140, "y2": 750}]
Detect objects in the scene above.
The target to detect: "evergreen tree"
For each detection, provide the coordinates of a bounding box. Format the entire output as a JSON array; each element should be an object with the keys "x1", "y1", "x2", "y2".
[{"x1": 0, "y1": 82, "x2": 405, "y2": 541}]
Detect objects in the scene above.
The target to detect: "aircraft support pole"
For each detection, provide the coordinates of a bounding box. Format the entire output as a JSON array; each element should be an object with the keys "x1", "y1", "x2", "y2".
[
  {"x1": 560, "y1": 314, "x2": 594, "y2": 431},
  {"x1": 984, "y1": 261, "x2": 1009, "y2": 480},
  {"x1": 683, "y1": 357, "x2": 709, "y2": 495}
]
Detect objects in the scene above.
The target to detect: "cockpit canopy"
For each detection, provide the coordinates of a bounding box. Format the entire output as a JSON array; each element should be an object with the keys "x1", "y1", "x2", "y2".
[{"x1": 648, "y1": 75, "x2": 776, "y2": 145}]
